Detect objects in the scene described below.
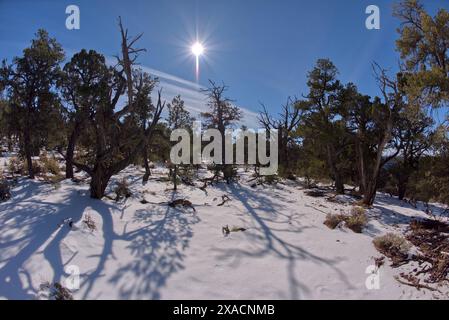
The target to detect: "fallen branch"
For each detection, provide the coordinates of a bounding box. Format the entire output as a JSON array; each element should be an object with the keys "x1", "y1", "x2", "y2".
[
  {"x1": 394, "y1": 275, "x2": 440, "y2": 292},
  {"x1": 217, "y1": 195, "x2": 231, "y2": 206}
]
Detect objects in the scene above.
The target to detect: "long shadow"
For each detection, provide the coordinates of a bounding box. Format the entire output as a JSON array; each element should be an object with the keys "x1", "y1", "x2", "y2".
[
  {"x1": 0, "y1": 180, "x2": 89, "y2": 299},
  {"x1": 105, "y1": 190, "x2": 200, "y2": 299},
  {"x1": 216, "y1": 182, "x2": 353, "y2": 299}
]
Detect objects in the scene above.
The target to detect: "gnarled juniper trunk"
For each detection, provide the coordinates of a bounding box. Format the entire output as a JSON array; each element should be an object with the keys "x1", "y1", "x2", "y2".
[
  {"x1": 142, "y1": 147, "x2": 151, "y2": 184},
  {"x1": 89, "y1": 164, "x2": 112, "y2": 199},
  {"x1": 65, "y1": 131, "x2": 76, "y2": 179},
  {"x1": 363, "y1": 181, "x2": 378, "y2": 206},
  {"x1": 397, "y1": 175, "x2": 409, "y2": 201},
  {"x1": 23, "y1": 127, "x2": 34, "y2": 179},
  {"x1": 326, "y1": 145, "x2": 344, "y2": 194}
]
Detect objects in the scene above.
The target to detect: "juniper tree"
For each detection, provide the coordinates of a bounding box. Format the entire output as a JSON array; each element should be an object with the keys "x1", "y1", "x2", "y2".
[
  {"x1": 167, "y1": 95, "x2": 193, "y2": 189},
  {"x1": 68, "y1": 19, "x2": 164, "y2": 198},
  {"x1": 390, "y1": 110, "x2": 435, "y2": 200},
  {"x1": 201, "y1": 80, "x2": 242, "y2": 183},
  {"x1": 358, "y1": 64, "x2": 405, "y2": 205},
  {"x1": 299, "y1": 59, "x2": 350, "y2": 194},
  {"x1": 394, "y1": 0, "x2": 449, "y2": 108},
  {"x1": 60, "y1": 49, "x2": 110, "y2": 179},
  {"x1": 0, "y1": 30, "x2": 64, "y2": 178}
]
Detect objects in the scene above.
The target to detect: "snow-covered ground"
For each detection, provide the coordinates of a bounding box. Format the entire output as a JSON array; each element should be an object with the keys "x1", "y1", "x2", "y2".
[{"x1": 0, "y1": 160, "x2": 448, "y2": 300}]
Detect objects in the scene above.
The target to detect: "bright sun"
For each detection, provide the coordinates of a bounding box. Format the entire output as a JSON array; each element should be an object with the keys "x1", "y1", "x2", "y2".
[{"x1": 191, "y1": 42, "x2": 204, "y2": 57}]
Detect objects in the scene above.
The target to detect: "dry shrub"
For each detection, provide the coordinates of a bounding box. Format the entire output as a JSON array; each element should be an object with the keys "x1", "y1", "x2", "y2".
[
  {"x1": 323, "y1": 207, "x2": 368, "y2": 233},
  {"x1": 346, "y1": 207, "x2": 368, "y2": 233},
  {"x1": 324, "y1": 213, "x2": 345, "y2": 229},
  {"x1": 373, "y1": 233, "x2": 411, "y2": 265},
  {"x1": 23, "y1": 159, "x2": 42, "y2": 176},
  {"x1": 7, "y1": 157, "x2": 23, "y2": 175},
  {"x1": 40, "y1": 154, "x2": 61, "y2": 175}
]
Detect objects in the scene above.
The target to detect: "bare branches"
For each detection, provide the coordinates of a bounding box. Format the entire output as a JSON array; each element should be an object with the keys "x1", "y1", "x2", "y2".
[{"x1": 117, "y1": 16, "x2": 147, "y2": 111}]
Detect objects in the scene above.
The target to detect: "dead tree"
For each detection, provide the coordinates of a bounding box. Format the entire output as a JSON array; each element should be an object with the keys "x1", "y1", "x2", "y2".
[{"x1": 259, "y1": 97, "x2": 302, "y2": 176}]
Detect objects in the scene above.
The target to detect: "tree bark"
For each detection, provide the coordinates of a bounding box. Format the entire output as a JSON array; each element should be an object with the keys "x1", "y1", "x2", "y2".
[
  {"x1": 65, "y1": 124, "x2": 81, "y2": 179},
  {"x1": 397, "y1": 175, "x2": 408, "y2": 200},
  {"x1": 23, "y1": 127, "x2": 34, "y2": 179},
  {"x1": 173, "y1": 165, "x2": 178, "y2": 191},
  {"x1": 363, "y1": 181, "x2": 378, "y2": 206},
  {"x1": 142, "y1": 147, "x2": 151, "y2": 184},
  {"x1": 326, "y1": 144, "x2": 344, "y2": 194},
  {"x1": 89, "y1": 165, "x2": 111, "y2": 199}
]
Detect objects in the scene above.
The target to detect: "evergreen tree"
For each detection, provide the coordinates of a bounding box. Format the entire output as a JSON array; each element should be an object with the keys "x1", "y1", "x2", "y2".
[{"x1": 0, "y1": 29, "x2": 64, "y2": 178}]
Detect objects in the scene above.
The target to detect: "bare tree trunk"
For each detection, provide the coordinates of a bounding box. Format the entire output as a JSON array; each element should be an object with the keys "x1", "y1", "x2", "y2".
[
  {"x1": 65, "y1": 125, "x2": 80, "y2": 179},
  {"x1": 362, "y1": 130, "x2": 391, "y2": 206},
  {"x1": 355, "y1": 138, "x2": 367, "y2": 194},
  {"x1": 397, "y1": 175, "x2": 408, "y2": 200},
  {"x1": 89, "y1": 164, "x2": 111, "y2": 199},
  {"x1": 23, "y1": 127, "x2": 34, "y2": 179},
  {"x1": 173, "y1": 165, "x2": 178, "y2": 191},
  {"x1": 326, "y1": 144, "x2": 344, "y2": 194},
  {"x1": 142, "y1": 147, "x2": 151, "y2": 184},
  {"x1": 363, "y1": 181, "x2": 378, "y2": 206}
]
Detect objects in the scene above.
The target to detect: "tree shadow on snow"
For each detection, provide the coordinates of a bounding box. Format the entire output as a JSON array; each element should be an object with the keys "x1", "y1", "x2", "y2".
[
  {"x1": 101, "y1": 191, "x2": 200, "y2": 299},
  {"x1": 0, "y1": 180, "x2": 91, "y2": 299},
  {"x1": 214, "y1": 182, "x2": 354, "y2": 299}
]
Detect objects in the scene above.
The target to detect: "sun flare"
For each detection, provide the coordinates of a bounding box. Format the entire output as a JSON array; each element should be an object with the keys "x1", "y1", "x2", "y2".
[{"x1": 191, "y1": 42, "x2": 204, "y2": 57}]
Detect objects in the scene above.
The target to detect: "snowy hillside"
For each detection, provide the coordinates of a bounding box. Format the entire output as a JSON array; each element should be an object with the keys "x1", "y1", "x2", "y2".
[{"x1": 0, "y1": 159, "x2": 448, "y2": 300}]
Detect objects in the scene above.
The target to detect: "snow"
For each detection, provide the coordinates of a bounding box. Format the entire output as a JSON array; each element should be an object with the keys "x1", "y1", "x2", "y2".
[{"x1": 0, "y1": 160, "x2": 448, "y2": 300}]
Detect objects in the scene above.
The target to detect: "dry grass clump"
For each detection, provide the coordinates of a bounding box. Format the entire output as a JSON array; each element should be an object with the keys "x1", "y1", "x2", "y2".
[
  {"x1": 373, "y1": 233, "x2": 411, "y2": 265},
  {"x1": 40, "y1": 153, "x2": 61, "y2": 175},
  {"x1": 324, "y1": 213, "x2": 346, "y2": 229},
  {"x1": 324, "y1": 207, "x2": 368, "y2": 233},
  {"x1": 7, "y1": 156, "x2": 23, "y2": 175},
  {"x1": 345, "y1": 207, "x2": 368, "y2": 233}
]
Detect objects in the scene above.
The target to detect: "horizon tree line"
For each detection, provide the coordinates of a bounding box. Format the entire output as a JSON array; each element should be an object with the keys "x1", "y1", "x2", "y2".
[{"x1": 0, "y1": 0, "x2": 448, "y2": 208}]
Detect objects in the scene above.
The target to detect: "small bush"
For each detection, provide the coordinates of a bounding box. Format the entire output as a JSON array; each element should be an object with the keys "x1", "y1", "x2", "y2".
[
  {"x1": 7, "y1": 157, "x2": 23, "y2": 175},
  {"x1": 373, "y1": 233, "x2": 411, "y2": 264},
  {"x1": 23, "y1": 159, "x2": 42, "y2": 176},
  {"x1": 0, "y1": 180, "x2": 11, "y2": 202},
  {"x1": 263, "y1": 174, "x2": 279, "y2": 185},
  {"x1": 40, "y1": 154, "x2": 61, "y2": 175},
  {"x1": 323, "y1": 207, "x2": 368, "y2": 233},
  {"x1": 324, "y1": 213, "x2": 345, "y2": 229},
  {"x1": 345, "y1": 207, "x2": 368, "y2": 233}
]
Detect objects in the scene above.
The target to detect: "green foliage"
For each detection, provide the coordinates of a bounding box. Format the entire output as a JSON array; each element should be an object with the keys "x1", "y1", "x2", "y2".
[{"x1": 394, "y1": 0, "x2": 449, "y2": 107}]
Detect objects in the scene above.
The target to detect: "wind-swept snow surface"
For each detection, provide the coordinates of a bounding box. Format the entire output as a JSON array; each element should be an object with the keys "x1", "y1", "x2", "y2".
[{"x1": 0, "y1": 165, "x2": 448, "y2": 300}]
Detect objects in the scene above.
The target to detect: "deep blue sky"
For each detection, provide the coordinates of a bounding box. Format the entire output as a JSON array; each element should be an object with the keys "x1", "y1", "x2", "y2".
[{"x1": 1, "y1": 0, "x2": 448, "y2": 124}]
